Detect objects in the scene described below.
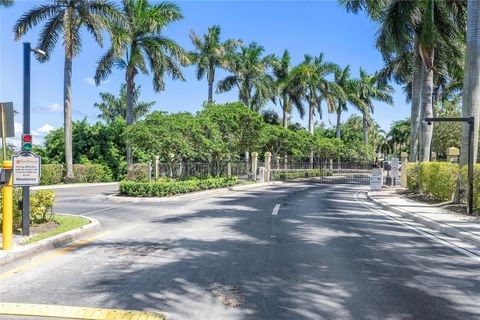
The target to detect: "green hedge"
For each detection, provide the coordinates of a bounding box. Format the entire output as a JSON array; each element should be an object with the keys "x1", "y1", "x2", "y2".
[
  {"x1": 407, "y1": 162, "x2": 459, "y2": 201},
  {"x1": 406, "y1": 163, "x2": 418, "y2": 192},
  {"x1": 0, "y1": 189, "x2": 56, "y2": 230},
  {"x1": 40, "y1": 164, "x2": 110, "y2": 185},
  {"x1": 119, "y1": 176, "x2": 238, "y2": 197},
  {"x1": 461, "y1": 164, "x2": 480, "y2": 211},
  {"x1": 273, "y1": 169, "x2": 333, "y2": 180}
]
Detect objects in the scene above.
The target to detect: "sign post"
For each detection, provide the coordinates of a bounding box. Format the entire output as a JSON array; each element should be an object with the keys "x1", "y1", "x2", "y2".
[
  {"x1": 12, "y1": 153, "x2": 41, "y2": 187},
  {"x1": 370, "y1": 167, "x2": 383, "y2": 191}
]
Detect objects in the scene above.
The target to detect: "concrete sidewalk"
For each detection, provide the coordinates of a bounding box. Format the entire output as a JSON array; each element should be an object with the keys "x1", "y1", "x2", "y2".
[
  {"x1": 368, "y1": 188, "x2": 480, "y2": 247},
  {"x1": 32, "y1": 182, "x2": 118, "y2": 190}
]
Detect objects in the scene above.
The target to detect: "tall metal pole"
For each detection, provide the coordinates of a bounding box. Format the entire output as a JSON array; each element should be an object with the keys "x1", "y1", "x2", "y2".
[
  {"x1": 467, "y1": 117, "x2": 474, "y2": 215},
  {"x1": 22, "y1": 42, "x2": 31, "y2": 236}
]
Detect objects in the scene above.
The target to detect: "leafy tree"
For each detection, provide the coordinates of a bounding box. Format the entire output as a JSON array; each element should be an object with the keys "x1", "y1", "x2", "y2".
[
  {"x1": 94, "y1": 84, "x2": 155, "y2": 124},
  {"x1": 386, "y1": 118, "x2": 410, "y2": 156},
  {"x1": 217, "y1": 42, "x2": 275, "y2": 112},
  {"x1": 14, "y1": 0, "x2": 121, "y2": 178},
  {"x1": 433, "y1": 100, "x2": 462, "y2": 160},
  {"x1": 94, "y1": 0, "x2": 189, "y2": 171},
  {"x1": 261, "y1": 109, "x2": 281, "y2": 126},
  {"x1": 260, "y1": 124, "x2": 297, "y2": 159},
  {"x1": 189, "y1": 25, "x2": 241, "y2": 103},
  {"x1": 272, "y1": 50, "x2": 304, "y2": 128}
]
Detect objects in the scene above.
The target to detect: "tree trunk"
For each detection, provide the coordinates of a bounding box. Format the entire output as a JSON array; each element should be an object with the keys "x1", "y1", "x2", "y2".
[
  {"x1": 409, "y1": 35, "x2": 423, "y2": 162},
  {"x1": 336, "y1": 106, "x2": 343, "y2": 139},
  {"x1": 64, "y1": 54, "x2": 74, "y2": 179},
  {"x1": 282, "y1": 95, "x2": 288, "y2": 128},
  {"x1": 419, "y1": 48, "x2": 435, "y2": 162},
  {"x1": 362, "y1": 113, "x2": 368, "y2": 144},
  {"x1": 126, "y1": 66, "x2": 136, "y2": 173},
  {"x1": 208, "y1": 63, "x2": 214, "y2": 103},
  {"x1": 458, "y1": 0, "x2": 480, "y2": 201},
  {"x1": 308, "y1": 103, "x2": 314, "y2": 134}
]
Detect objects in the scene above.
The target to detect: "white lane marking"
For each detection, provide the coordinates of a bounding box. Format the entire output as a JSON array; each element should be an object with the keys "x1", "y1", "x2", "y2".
[
  {"x1": 272, "y1": 204, "x2": 281, "y2": 216},
  {"x1": 80, "y1": 202, "x2": 135, "y2": 216},
  {"x1": 356, "y1": 191, "x2": 480, "y2": 262}
]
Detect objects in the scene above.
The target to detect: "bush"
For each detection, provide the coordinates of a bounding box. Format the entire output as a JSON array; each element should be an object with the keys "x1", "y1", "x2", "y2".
[
  {"x1": 119, "y1": 176, "x2": 237, "y2": 197},
  {"x1": 414, "y1": 162, "x2": 458, "y2": 201},
  {"x1": 0, "y1": 189, "x2": 56, "y2": 230},
  {"x1": 461, "y1": 164, "x2": 480, "y2": 211},
  {"x1": 70, "y1": 164, "x2": 109, "y2": 183},
  {"x1": 41, "y1": 164, "x2": 64, "y2": 185},
  {"x1": 127, "y1": 163, "x2": 148, "y2": 182},
  {"x1": 273, "y1": 169, "x2": 333, "y2": 180},
  {"x1": 406, "y1": 163, "x2": 418, "y2": 192}
]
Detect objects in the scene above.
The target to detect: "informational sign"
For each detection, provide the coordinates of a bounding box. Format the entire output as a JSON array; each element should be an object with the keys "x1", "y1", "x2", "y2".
[
  {"x1": 391, "y1": 158, "x2": 399, "y2": 178},
  {"x1": 12, "y1": 153, "x2": 41, "y2": 186},
  {"x1": 0, "y1": 102, "x2": 15, "y2": 137},
  {"x1": 370, "y1": 168, "x2": 383, "y2": 191}
]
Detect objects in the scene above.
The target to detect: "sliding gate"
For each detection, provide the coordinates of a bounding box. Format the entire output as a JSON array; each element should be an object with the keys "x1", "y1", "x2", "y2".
[{"x1": 270, "y1": 161, "x2": 372, "y2": 185}]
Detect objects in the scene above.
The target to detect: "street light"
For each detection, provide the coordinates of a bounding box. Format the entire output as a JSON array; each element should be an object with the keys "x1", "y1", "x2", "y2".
[
  {"x1": 22, "y1": 42, "x2": 45, "y2": 236},
  {"x1": 424, "y1": 117, "x2": 475, "y2": 215}
]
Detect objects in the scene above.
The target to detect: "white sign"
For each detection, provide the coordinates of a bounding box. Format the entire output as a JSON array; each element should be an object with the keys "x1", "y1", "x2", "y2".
[
  {"x1": 370, "y1": 168, "x2": 383, "y2": 190},
  {"x1": 391, "y1": 158, "x2": 399, "y2": 178},
  {"x1": 12, "y1": 153, "x2": 41, "y2": 186}
]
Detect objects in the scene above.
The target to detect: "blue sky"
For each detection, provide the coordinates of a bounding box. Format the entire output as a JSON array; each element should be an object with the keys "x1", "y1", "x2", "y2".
[{"x1": 0, "y1": 0, "x2": 409, "y2": 146}]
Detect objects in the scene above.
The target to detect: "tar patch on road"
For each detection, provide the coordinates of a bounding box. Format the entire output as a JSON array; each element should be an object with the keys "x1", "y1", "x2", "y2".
[{"x1": 209, "y1": 282, "x2": 245, "y2": 308}]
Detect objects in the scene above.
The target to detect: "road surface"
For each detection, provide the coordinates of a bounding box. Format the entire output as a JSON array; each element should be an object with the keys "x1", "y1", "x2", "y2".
[{"x1": 1, "y1": 183, "x2": 480, "y2": 319}]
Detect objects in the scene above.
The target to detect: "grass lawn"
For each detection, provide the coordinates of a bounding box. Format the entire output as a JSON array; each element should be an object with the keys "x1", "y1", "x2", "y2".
[{"x1": 21, "y1": 215, "x2": 90, "y2": 245}]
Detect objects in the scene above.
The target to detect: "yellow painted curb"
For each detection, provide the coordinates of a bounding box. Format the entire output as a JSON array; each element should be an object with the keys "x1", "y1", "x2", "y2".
[{"x1": 0, "y1": 302, "x2": 167, "y2": 319}]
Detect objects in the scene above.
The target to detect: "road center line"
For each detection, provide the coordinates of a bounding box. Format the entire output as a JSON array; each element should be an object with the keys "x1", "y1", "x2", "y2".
[{"x1": 272, "y1": 204, "x2": 281, "y2": 215}]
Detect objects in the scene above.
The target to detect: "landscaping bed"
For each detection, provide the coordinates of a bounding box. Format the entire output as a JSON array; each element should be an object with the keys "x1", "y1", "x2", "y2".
[{"x1": 119, "y1": 176, "x2": 238, "y2": 197}]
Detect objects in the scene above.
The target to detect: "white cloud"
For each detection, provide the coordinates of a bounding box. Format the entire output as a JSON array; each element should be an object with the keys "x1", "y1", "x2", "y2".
[
  {"x1": 36, "y1": 103, "x2": 62, "y2": 113},
  {"x1": 14, "y1": 122, "x2": 23, "y2": 135},
  {"x1": 36, "y1": 123, "x2": 54, "y2": 134},
  {"x1": 85, "y1": 77, "x2": 109, "y2": 86}
]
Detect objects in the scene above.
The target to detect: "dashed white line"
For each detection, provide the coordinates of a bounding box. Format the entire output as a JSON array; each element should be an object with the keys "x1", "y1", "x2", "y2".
[{"x1": 272, "y1": 204, "x2": 281, "y2": 215}]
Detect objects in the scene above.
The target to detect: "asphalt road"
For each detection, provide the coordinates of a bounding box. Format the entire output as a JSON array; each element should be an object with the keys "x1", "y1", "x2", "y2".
[{"x1": 1, "y1": 182, "x2": 480, "y2": 319}]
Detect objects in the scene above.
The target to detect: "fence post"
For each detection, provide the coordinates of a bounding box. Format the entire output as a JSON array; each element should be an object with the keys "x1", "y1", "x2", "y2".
[
  {"x1": 154, "y1": 156, "x2": 159, "y2": 180},
  {"x1": 245, "y1": 151, "x2": 250, "y2": 173},
  {"x1": 329, "y1": 159, "x2": 333, "y2": 172},
  {"x1": 309, "y1": 150, "x2": 314, "y2": 169},
  {"x1": 147, "y1": 162, "x2": 152, "y2": 182},
  {"x1": 401, "y1": 152, "x2": 408, "y2": 188},
  {"x1": 447, "y1": 147, "x2": 460, "y2": 163},
  {"x1": 251, "y1": 152, "x2": 258, "y2": 181},
  {"x1": 265, "y1": 152, "x2": 272, "y2": 182},
  {"x1": 431, "y1": 152, "x2": 437, "y2": 162}
]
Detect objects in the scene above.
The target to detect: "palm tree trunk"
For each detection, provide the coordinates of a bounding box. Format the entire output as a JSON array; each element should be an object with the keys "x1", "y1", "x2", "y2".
[
  {"x1": 362, "y1": 113, "x2": 368, "y2": 144},
  {"x1": 64, "y1": 54, "x2": 74, "y2": 179},
  {"x1": 208, "y1": 64, "x2": 214, "y2": 103},
  {"x1": 336, "y1": 106, "x2": 343, "y2": 139},
  {"x1": 308, "y1": 103, "x2": 314, "y2": 134},
  {"x1": 457, "y1": 0, "x2": 480, "y2": 201},
  {"x1": 282, "y1": 95, "x2": 288, "y2": 128},
  {"x1": 419, "y1": 48, "x2": 435, "y2": 162},
  {"x1": 126, "y1": 67, "x2": 136, "y2": 173},
  {"x1": 409, "y1": 35, "x2": 422, "y2": 162}
]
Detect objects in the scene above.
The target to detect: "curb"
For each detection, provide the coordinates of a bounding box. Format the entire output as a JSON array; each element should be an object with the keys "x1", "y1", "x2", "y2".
[
  {"x1": 32, "y1": 182, "x2": 118, "y2": 191},
  {"x1": 107, "y1": 181, "x2": 285, "y2": 202},
  {"x1": 366, "y1": 192, "x2": 480, "y2": 248},
  {"x1": 0, "y1": 215, "x2": 102, "y2": 269}
]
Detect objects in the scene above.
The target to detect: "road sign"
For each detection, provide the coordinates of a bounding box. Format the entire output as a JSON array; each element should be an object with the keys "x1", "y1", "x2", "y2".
[
  {"x1": 0, "y1": 102, "x2": 15, "y2": 138},
  {"x1": 12, "y1": 153, "x2": 41, "y2": 186},
  {"x1": 370, "y1": 168, "x2": 383, "y2": 190}
]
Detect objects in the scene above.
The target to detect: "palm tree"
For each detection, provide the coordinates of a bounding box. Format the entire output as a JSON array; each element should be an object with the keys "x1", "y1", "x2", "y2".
[
  {"x1": 0, "y1": 0, "x2": 13, "y2": 7},
  {"x1": 217, "y1": 42, "x2": 275, "y2": 112},
  {"x1": 333, "y1": 65, "x2": 366, "y2": 139},
  {"x1": 291, "y1": 53, "x2": 340, "y2": 134},
  {"x1": 94, "y1": 0, "x2": 189, "y2": 171},
  {"x1": 272, "y1": 50, "x2": 304, "y2": 128},
  {"x1": 14, "y1": 0, "x2": 120, "y2": 179},
  {"x1": 94, "y1": 84, "x2": 155, "y2": 124},
  {"x1": 189, "y1": 25, "x2": 241, "y2": 103},
  {"x1": 356, "y1": 68, "x2": 393, "y2": 144},
  {"x1": 460, "y1": 0, "x2": 480, "y2": 167}
]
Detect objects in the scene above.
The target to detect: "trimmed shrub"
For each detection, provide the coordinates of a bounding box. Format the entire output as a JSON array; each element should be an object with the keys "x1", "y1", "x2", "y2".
[
  {"x1": 406, "y1": 163, "x2": 418, "y2": 192},
  {"x1": 119, "y1": 176, "x2": 237, "y2": 197},
  {"x1": 41, "y1": 164, "x2": 64, "y2": 185},
  {"x1": 415, "y1": 162, "x2": 459, "y2": 201},
  {"x1": 70, "y1": 164, "x2": 108, "y2": 183},
  {"x1": 461, "y1": 164, "x2": 480, "y2": 211},
  {"x1": 127, "y1": 163, "x2": 148, "y2": 182}
]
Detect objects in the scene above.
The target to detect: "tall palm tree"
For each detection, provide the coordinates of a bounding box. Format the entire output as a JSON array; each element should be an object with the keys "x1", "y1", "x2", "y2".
[
  {"x1": 0, "y1": 0, "x2": 13, "y2": 7},
  {"x1": 272, "y1": 50, "x2": 304, "y2": 128},
  {"x1": 217, "y1": 42, "x2": 275, "y2": 112},
  {"x1": 94, "y1": 0, "x2": 189, "y2": 171},
  {"x1": 460, "y1": 0, "x2": 480, "y2": 167},
  {"x1": 356, "y1": 68, "x2": 394, "y2": 144},
  {"x1": 189, "y1": 25, "x2": 241, "y2": 103},
  {"x1": 14, "y1": 0, "x2": 120, "y2": 179},
  {"x1": 291, "y1": 53, "x2": 341, "y2": 134},
  {"x1": 94, "y1": 84, "x2": 155, "y2": 124},
  {"x1": 333, "y1": 65, "x2": 366, "y2": 138}
]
